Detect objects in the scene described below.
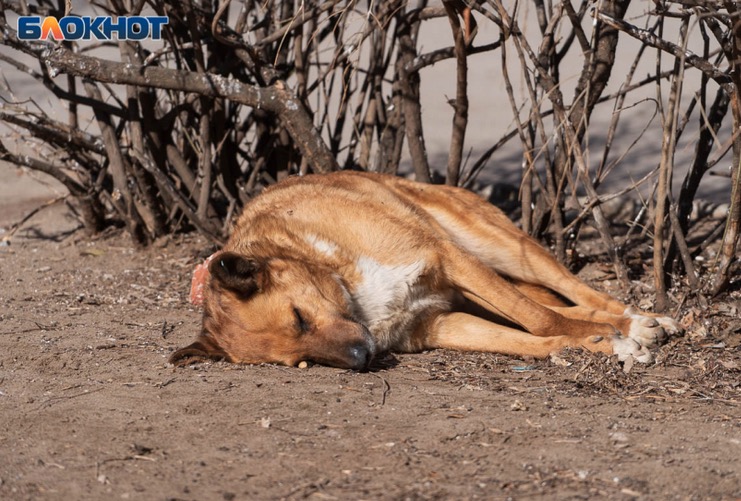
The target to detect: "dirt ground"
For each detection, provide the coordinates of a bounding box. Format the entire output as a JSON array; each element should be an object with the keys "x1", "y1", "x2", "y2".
[{"x1": 1, "y1": 196, "x2": 740, "y2": 501}]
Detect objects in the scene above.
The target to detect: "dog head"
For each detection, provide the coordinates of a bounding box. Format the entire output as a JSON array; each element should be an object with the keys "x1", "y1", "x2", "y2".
[{"x1": 170, "y1": 252, "x2": 375, "y2": 370}]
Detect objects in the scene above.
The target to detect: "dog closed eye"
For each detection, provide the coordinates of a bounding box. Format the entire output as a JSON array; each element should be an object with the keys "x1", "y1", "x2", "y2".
[{"x1": 293, "y1": 307, "x2": 311, "y2": 333}]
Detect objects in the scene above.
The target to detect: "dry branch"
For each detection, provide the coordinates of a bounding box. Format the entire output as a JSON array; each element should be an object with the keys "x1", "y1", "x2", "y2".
[
  {"x1": 594, "y1": 11, "x2": 731, "y2": 85},
  {"x1": 709, "y1": 1, "x2": 741, "y2": 295},
  {"x1": 654, "y1": 27, "x2": 687, "y2": 312},
  {"x1": 442, "y1": 0, "x2": 470, "y2": 186},
  {"x1": 396, "y1": 10, "x2": 431, "y2": 183},
  {"x1": 33, "y1": 46, "x2": 337, "y2": 173}
]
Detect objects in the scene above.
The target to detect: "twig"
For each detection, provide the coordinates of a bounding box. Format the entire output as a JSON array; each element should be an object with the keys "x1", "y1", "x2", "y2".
[
  {"x1": 0, "y1": 141, "x2": 87, "y2": 196},
  {"x1": 84, "y1": 80, "x2": 147, "y2": 244},
  {"x1": 197, "y1": 97, "x2": 214, "y2": 221},
  {"x1": 594, "y1": 10, "x2": 731, "y2": 85},
  {"x1": 654, "y1": 17, "x2": 689, "y2": 311},
  {"x1": 709, "y1": 1, "x2": 741, "y2": 295},
  {"x1": 443, "y1": 0, "x2": 469, "y2": 186},
  {"x1": 669, "y1": 206, "x2": 699, "y2": 289},
  {"x1": 406, "y1": 41, "x2": 501, "y2": 74},
  {"x1": 498, "y1": 28, "x2": 536, "y2": 233},
  {"x1": 595, "y1": 20, "x2": 656, "y2": 182},
  {"x1": 372, "y1": 373, "x2": 391, "y2": 406},
  {"x1": 396, "y1": 12, "x2": 431, "y2": 182},
  {"x1": 39, "y1": 387, "x2": 105, "y2": 409},
  {"x1": 1, "y1": 196, "x2": 68, "y2": 243}
]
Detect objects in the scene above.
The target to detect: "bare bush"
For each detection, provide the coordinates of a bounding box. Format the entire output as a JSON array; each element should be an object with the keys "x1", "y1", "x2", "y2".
[{"x1": 0, "y1": 0, "x2": 739, "y2": 303}]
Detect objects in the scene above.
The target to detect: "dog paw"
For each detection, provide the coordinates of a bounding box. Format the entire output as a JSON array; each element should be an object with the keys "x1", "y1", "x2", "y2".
[
  {"x1": 612, "y1": 335, "x2": 653, "y2": 364},
  {"x1": 653, "y1": 315, "x2": 682, "y2": 335},
  {"x1": 623, "y1": 307, "x2": 670, "y2": 349}
]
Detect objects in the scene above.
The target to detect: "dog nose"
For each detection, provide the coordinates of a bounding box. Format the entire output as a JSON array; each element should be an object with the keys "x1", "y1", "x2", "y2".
[{"x1": 347, "y1": 343, "x2": 373, "y2": 370}]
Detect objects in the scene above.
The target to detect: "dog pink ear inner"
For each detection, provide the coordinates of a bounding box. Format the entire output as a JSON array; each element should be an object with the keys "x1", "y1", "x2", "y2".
[{"x1": 190, "y1": 253, "x2": 217, "y2": 306}]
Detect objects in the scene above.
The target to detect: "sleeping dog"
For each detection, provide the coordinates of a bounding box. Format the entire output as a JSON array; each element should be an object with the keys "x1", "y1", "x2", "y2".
[{"x1": 171, "y1": 171, "x2": 678, "y2": 369}]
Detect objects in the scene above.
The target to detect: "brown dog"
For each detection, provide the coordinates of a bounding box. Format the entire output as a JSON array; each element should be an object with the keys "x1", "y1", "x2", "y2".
[{"x1": 171, "y1": 171, "x2": 678, "y2": 369}]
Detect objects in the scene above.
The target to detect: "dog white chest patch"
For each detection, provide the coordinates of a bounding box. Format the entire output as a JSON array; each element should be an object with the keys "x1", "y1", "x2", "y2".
[
  {"x1": 353, "y1": 257, "x2": 450, "y2": 349},
  {"x1": 354, "y1": 257, "x2": 425, "y2": 320}
]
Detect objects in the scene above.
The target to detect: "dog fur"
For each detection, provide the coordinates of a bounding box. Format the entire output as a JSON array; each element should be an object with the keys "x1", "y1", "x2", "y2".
[{"x1": 170, "y1": 171, "x2": 679, "y2": 370}]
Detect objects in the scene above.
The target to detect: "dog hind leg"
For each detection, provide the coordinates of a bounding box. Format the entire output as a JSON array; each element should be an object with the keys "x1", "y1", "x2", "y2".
[
  {"x1": 438, "y1": 242, "x2": 618, "y2": 342},
  {"x1": 415, "y1": 186, "x2": 679, "y2": 341}
]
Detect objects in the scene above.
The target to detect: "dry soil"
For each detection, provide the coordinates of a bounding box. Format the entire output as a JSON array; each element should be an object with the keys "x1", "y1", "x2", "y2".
[{"x1": 1, "y1": 194, "x2": 740, "y2": 501}]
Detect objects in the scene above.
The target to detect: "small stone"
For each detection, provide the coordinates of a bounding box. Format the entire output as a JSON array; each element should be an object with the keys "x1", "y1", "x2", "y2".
[
  {"x1": 610, "y1": 431, "x2": 629, "y2": 445},
  {"x1": 510, "y1": 400, "x2": 528, "y2": 411}
]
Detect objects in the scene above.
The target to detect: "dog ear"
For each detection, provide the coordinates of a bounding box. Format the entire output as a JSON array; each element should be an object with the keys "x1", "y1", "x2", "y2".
[
  {"x1": 209, "y1": 252, "x2": 263, "y2": 298},
  {"x1": 169, "y1": 336, "x2": 229, "y2": 366}
]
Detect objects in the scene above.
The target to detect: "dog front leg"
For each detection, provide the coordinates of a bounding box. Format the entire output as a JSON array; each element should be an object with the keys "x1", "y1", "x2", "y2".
[
  {"x1": 422, "y1": 312, "x2": 651, "y2": 362},
  {"x1": 545, "y1": 305, "x2": 669, "y2": 349}
]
